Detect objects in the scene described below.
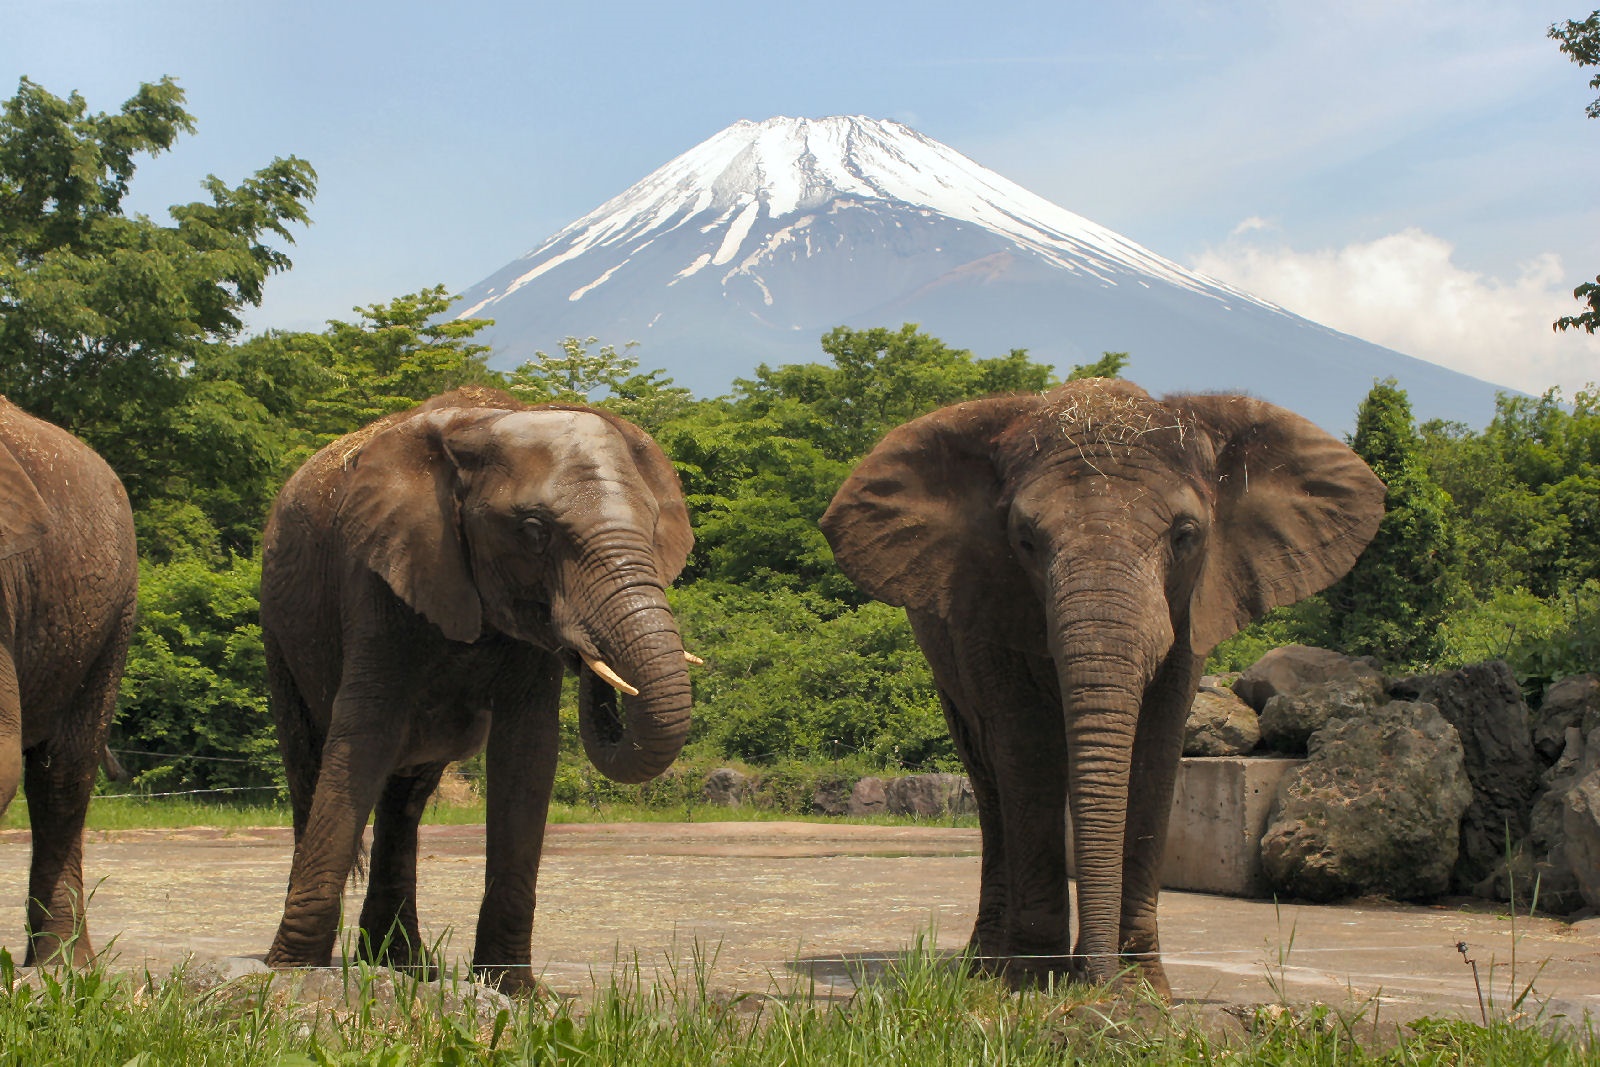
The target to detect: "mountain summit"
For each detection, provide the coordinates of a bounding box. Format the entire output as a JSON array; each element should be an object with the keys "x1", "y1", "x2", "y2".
[{"x1": 457, "y1": 116, "x2": 1507, "y2": 431}]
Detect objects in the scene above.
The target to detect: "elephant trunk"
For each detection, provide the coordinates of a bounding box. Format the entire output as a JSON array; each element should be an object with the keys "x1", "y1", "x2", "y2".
[
  {"x1": 1051, "y1": 559, "x2": 1169, "y2": 983},
  {"x1": 574, "y1": 559, "x2": 691, "y2": 785}
]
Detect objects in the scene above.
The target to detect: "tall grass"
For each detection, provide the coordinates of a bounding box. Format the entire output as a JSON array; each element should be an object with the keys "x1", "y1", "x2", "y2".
[{"x1": 1, "y1": 938, "x2": 1591, "y2": 1066}]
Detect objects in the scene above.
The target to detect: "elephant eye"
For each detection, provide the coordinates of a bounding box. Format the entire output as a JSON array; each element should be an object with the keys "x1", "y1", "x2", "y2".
[
  {"x1": 520, "y1": 515, "x2": 551, "y2": 552},
  {"x1": 1171, "y1": 518, "x2": 1203, "y2": 553}
]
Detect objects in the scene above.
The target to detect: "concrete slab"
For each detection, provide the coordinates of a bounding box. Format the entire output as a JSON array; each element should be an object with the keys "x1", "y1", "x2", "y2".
[
  {"x1": 0, "y1": 821, "x2": 1595, "y2": 1025},
  {"x1": 1068, "y1": 756, "x2": 1301, "y2": 896}
]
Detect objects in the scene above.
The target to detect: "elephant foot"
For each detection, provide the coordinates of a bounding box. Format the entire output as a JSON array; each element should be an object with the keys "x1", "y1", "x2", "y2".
[
  {"x1": 1131, "y1": 957, "x2": 1171, "y2": 1001},
  {"x1": 266, "y1": 927, "x2": 335, "y2": 971},
  {"x1": 24, "y1": 930, "x2": 94, "y2": 969},
  {"x1": 356, "y1": 927, "x2": 438, "y2": 981},
  {"x1": 1117, "y1": 934, "x2": 1171, "y2": 1000},
  {"x1": 474, "y1": 963, "x2": 548, "y2": 998},
  {"x1": 983, "y1": 948, "x2": 1076, "y2": 991}
]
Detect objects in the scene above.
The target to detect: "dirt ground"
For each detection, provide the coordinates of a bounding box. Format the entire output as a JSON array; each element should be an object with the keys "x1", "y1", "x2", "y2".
[{"x1": 2, "y1": 821, "x2": 1597, "y2": 1025}]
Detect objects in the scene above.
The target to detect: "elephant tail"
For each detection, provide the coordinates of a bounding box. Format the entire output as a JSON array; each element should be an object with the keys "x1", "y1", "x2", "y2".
[{"x1": 100, "y1": 746, "x2": 130, "y2": 784}]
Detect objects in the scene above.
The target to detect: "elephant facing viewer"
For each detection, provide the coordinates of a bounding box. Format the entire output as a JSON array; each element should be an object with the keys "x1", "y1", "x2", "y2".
[
  {"x1": 261, "y1": 387, "x2": 695, "y2": 991},
  {"x1": 821, "y1": 378, "x2": 1384, "y2": 995},
  {"x1": 0, "y1": 398, "x2": 138, "y2": 965}
]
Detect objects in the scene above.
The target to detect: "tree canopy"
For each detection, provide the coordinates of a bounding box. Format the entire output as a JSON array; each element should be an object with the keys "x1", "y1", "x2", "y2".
[
  {"x1": 0, "y1": 76, "x2": 316, "y2": 525},
  {"x1": 1551, "y1": 11, "x2": 1600, "y2": 334}
]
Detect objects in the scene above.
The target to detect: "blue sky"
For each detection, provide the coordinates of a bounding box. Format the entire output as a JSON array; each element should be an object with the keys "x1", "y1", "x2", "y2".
[{"x1": 5, "y1": 0, "x2": 1598, "y2": 393}]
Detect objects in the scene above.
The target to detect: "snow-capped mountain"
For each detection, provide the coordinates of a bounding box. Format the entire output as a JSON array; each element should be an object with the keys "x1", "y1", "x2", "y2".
[{"x1": 456, "y1": 116, "x2": 1510, "y2": 431}]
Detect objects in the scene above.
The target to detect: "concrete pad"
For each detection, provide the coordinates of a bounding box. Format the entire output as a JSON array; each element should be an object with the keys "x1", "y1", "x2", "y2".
[
  {"x1": 1164, "y1": 756, "x2": 1299, "y2": 896},
  {"x1": 1069, "y1": 756, "x2": 1300, "y2": 896},
  {"x1": 1, "y1": 821, "x2": 1596, "y2": 1025}
]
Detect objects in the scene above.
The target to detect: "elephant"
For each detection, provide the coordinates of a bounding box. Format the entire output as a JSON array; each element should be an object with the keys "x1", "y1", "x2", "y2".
[
  {"x1": 0, "y1": 397, "x2": 138, "y2": 966},
  {"x1": 820, "y1": 378, "x2": 1384, "y2": 994},
  {"x1": 260, "y1": 386, "x2": 695, "y2": 992}
]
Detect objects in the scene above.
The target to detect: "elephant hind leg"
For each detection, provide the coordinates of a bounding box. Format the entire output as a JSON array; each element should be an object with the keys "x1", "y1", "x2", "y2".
[
  {"x1": 22, "y1": 616, "x2": 131, "y2": 967},
  {"x1": 22, "y1": 739, "x2": 102, "y2": 966},
  {"x1": 357, "y1": 762, "x2": 448, "y2": 975}
]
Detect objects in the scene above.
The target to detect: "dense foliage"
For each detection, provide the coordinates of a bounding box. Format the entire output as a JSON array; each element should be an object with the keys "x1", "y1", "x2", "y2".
[
  {"x1": 5, "y1": 76, "x2": 1598, "y2": 802},
  {"x1": 1321, "y1": 380, "x2": 1458, "y2": 664}
]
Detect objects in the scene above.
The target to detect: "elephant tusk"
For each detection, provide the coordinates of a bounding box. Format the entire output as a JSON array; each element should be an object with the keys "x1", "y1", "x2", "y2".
[
  {"x1": 684, "y1": 652, "x2": 705, "y2": 666},
  {"x1": 583, "y1": 656, "x2": 640, "y2": 697}
]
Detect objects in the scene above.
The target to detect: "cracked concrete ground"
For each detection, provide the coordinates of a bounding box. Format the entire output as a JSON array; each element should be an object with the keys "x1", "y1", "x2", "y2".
[{"x1": 2, "y1": 821, "x2": 1597, "y2": 1026}]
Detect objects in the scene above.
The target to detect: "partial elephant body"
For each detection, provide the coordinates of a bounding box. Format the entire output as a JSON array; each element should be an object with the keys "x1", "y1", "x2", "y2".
[
  {"x1": 261, "y1": 387, "x2": 694, "y2": 991},
  {"x1": 822, "y1": 379, "x2": 1385, "y2": 994},
  {"x1": 0, "y1": 398, "x2": 138, "y2": 966}
]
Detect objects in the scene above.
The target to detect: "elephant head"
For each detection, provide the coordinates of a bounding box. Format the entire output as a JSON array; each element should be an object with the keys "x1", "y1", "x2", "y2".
[
  {"x1": 336, "y1": 396, "x2": 694, "y2": 783},
  {"x1": 821, "y1": 378, "x2": 1384, "y2": 982}
]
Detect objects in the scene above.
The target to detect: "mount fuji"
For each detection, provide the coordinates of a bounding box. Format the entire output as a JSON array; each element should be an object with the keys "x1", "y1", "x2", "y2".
[{"x1": 454, "y1": 116, "x2": 1511, "y2": 432}]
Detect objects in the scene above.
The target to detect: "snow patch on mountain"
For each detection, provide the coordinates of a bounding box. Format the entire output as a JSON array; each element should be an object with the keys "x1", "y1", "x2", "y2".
[{"x1": 460, "y1": 116, "x2": 1280, "y2": 319}]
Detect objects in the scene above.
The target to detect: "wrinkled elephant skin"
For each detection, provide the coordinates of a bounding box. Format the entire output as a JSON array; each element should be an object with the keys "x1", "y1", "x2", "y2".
[
  {"x1": 822, "y1": 378, "x2": 1385, "y2": 993},
  {"x1": 260, "y1": 387, "x2": 694, "y2": 992},
  {"x1": 0, "y1": 398, "x2": 137, "y2": 966}
]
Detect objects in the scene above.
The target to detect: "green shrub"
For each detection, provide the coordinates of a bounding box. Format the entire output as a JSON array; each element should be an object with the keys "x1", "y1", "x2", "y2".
[
  {"x1": 113, "y1": 555, "x2": 281, "y2": 796},
  {"x1": 672, "y1": 584, "x2": 954, "y2": 770}
]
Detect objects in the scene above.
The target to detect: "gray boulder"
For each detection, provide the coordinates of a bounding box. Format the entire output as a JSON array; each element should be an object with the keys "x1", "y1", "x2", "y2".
[
  {"x1": 1233, "y1": 645, "x2": 1384, "y2": 712},
  {"x1": 1184, "y1": 684, "x2": 1261, "y2": 756},
  {"x1": 884, "y1": 773, "x2": 975, "y2": 817},
  {"x1": 1258, "y1": 674, "x2": 1388, "y2": 754},
  {"x1": 1480, "y1": 723, "x2": 1596, "y2": 915},
  {"x1": 810, "y1": 776, "x2": 853, "y2": 816},
  {"x1": 847, "y1": 776, "x2": 887, "y2": 816},
  {"x1": 1563, "y1": 755, "x2": 1600, "y2": 910},
  {"x1": 1389, "y1": 662, "x2": 1542, "y2": 892},
  {"x1": 1260, "y1": 701, "x2": 1472, "y2": 902},
  {"x1": 701, "y1": 768, "x2": 754, "y2": 807},
  {"x1": 1533, "y1": 674, "x2": 1600, "y2": 763}
]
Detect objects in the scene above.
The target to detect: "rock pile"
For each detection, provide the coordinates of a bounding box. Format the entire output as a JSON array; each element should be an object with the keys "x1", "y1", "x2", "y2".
[{"x1": 695, "y1": 649, "x2": 1600, "y2": 917}]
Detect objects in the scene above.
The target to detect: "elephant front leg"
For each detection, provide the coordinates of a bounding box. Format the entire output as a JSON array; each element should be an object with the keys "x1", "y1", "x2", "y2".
[
  {"x1": 472, "y1": 655, "x2": 562, "y2": 994},
  {"x1": 358, "y1": 762, "x2": 448, "y2": 974},
  {"x1": 937, "y1": 689, "x2": 1007, "y2": 968},
  {"x1": 267, "y1": 724, "x2": 402, "y2": 970},
  {"x1": 1116, "y1": 651, "x2": 1203, "y2": 998},
  {"x1": 934, "y1": 625, "x2": 1071, "y2": 987},
  {"x1": 0, "y1": 648, "x2": 20, "y2": 817}
]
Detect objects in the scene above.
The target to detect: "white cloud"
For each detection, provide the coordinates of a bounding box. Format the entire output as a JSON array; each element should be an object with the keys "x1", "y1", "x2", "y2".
[{"x1": 1192, "y1": 227, "x2": 1600, "y2": 397}]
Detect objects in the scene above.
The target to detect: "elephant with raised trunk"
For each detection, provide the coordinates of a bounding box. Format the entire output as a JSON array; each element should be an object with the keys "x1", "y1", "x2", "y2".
[
  {"x1": 261, "y1": 387, "x2": 695, "y2": 991},
  {"x1": 0, "y1": 398, "x2": 138, "y2": 966},
  {"x1": 821, "y1": 378, "x2": 1384, "y2": 995}
]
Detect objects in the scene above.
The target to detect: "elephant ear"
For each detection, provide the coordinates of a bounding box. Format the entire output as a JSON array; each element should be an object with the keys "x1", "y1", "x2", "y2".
[
  {"x1": 0, "y1": 438, "x2": 50, "y2": 561},
  {"x1": 613, "y1": 419, "x2": 694, "y2": 584},
  {"x1": 338, "y1": 409, "x2": 501, "y2": 643},
  {"x1": 557, "y1": 405, "x2": 694, "y2": 583},
  {"x1": 1177, "y1": 394, "x2": 1386, "y2": 654},
  {"x1": 822, "y1": 394, "x2": 1046, "y2": 650}
]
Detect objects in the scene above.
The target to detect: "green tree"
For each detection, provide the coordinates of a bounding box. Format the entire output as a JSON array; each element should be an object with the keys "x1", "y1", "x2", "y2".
[
  {"x1": 1551, "y1": 11, "x2": 1600, "y2": 333},
  {"x1": 307, "y1": 285, "x2": 498, "y2": 437},
  {"x1": 0, "y1": 76, "x2": 316, "y2": 502},
  {"x1": 1066, "y1": 351, "x2": 1130, "y2": 380},
  {"x1": 735, "y1": 323, "x2": 1057, "y2": 459},
  {"x1": 1323, "y1": 380, "x2": 1458, "y2": 666},
  {"x1": 505, "y1": 335, "x2": 693, "y2": 432},
  {"x1": 658, "y1": 324, "x2": 1057, "y2": 600}
]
